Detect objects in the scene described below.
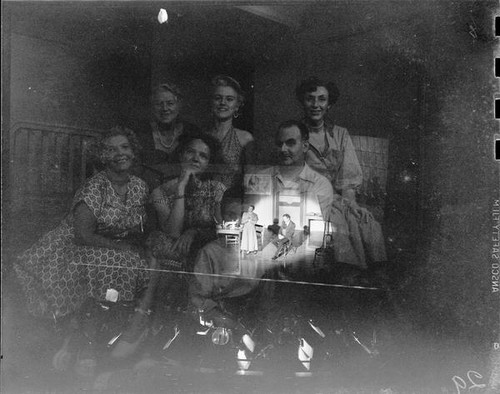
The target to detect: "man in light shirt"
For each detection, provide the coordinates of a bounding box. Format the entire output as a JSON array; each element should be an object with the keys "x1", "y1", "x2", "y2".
[
  {"x1": 268, "y1": 120, "x2": 386, "y2": 269},
  {"x1": 272, "y1": 120, "x2": 334, "y2": 222},
  {"x1": 259, "y1": 120, "x2": 335, "y2": 263}
]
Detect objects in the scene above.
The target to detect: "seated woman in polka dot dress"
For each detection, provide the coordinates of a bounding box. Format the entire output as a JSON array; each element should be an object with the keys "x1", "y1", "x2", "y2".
[{"x1": 14, "y1": 126, "x2": 152, "y2": 373}]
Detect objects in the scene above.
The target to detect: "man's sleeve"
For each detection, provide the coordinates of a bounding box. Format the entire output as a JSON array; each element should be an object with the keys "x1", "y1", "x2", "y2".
[{"x1": 286, "y1": 222, "x2": 296, "y2": 239}]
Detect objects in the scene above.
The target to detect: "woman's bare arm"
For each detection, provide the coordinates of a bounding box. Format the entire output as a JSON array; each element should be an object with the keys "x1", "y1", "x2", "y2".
[{"x1": 73, "y1": 202, "x2": 132, "y2": 251}]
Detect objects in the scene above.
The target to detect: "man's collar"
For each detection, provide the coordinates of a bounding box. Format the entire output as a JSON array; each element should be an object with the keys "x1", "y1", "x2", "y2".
[
  {"x1": 275, "y1": 163, "x2": 315, "y2": 184},
  {"x1": 298, "y1": 163, "x2": 316, "y2": 183}
]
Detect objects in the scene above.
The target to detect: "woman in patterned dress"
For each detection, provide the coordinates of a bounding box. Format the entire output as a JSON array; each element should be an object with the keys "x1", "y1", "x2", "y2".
[
  {"x1": 109, "y1": 132, "x2": 227, "y2": 361},
  {"x1": 208, "y1": 75, "x2": 254, "y2": 221},
  {"x1": 240, "y1": 205, "x2": 259, "y2": 254},
  {"x1": 139, "y1": 131, "x2": 226, "y2": 326},
  {"x1": 14, "y1": 126, "x2": 151, "y2": 371},
  {"x1": 148, "y1": 131, "x2": 226, "y2": 265}
]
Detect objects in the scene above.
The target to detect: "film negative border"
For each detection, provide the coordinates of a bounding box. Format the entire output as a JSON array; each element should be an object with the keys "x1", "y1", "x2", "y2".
[{"x1": 495, "y1": 16, "x2": 499, "y2": 161}]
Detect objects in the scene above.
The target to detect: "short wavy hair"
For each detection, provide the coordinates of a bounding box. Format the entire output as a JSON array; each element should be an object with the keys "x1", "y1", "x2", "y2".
[
  {"x1": 173, "y1": 131, "x2": 223, "y2": 180},
  {"x1": 211, "y1": 75, "x2": 245, "y2": 106},
  {"x1": 295, "y1": 76, "x2": 340, "y2": 106},
  {"x1": 97, "y1": 126, "x2": 141, "y2": 157},
  {"x1": 278, "y1": 120, "x2": 309, "y2": 141},
  {"x1": 152, "y1": 82, "x2": 183, "y2": 101},
  {"x1": 87, "y1": 126, "x2": 141, "y2": 170}
]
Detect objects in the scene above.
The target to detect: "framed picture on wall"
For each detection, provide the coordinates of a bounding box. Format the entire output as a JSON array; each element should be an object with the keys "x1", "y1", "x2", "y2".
[{"x1": 243, "y1": 174, "x2": 272, "y2": 195}]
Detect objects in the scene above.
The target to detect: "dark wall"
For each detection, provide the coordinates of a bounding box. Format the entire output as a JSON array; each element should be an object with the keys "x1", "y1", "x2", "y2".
[
  {"x1": 6, "y1": 3, "x2": 153, "y2": 130},
  {"x1": 405, "y1": 2, "x2": 498, "y2": 345}
]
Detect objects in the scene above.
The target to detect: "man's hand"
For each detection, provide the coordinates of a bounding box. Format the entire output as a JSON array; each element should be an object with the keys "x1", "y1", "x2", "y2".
[{"x1": 347, "y1": 199, "x2": 363, "y2": 219}]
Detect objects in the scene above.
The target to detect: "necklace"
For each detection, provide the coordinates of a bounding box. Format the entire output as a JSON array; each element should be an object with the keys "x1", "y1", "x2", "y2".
[
  {"x1": 308, "y1": 121, "x2": 325, "y2": 133},
  {"x1": 158, "y1": 128, "x2": 179, "y2": 149},
  {"x1": 152, "y1": 122, "x2": 181, "y2": 151}
]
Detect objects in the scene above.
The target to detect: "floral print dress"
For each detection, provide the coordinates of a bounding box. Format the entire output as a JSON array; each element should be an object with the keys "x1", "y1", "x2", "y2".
[{"x1": 14, "y1": 172, "x2": 150, "y2": 318}]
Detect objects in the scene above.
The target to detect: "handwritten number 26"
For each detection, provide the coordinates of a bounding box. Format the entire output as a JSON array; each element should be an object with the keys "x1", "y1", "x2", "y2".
[{"x1": 452, "y1": 370, "x2": 486, "y2": 393}]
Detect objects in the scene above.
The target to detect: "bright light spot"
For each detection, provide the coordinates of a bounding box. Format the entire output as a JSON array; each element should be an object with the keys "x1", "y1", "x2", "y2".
[{"x1": 158, "y1": 9, "x2": 168, "y2": 24}]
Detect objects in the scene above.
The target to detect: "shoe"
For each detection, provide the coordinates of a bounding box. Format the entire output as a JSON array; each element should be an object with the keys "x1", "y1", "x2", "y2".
[
  {"x1": 271, "y1": 256, "x2": 277, "y2": 261},
  {"x1": 111, "y1": 308, "x2": 150, "y2": 359},
  {"x1": 74, "y1": 341, "x2": 97, "y2": 377}
]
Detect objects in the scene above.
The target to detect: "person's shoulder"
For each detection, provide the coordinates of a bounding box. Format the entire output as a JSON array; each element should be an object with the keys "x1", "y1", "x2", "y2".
[
  {"x1": 76, "y1": 172, "x2": 107, "y2": 199},
  {"x1": 303, "y1": 164, "x2": 333, "y2": 191},
  {"x1": 326, "y1": 122, "x2": 349, "y2": 137},
  {"x1": 129, "y1": 175, "x2": 148, "y2": 189},
  {"x1": 303, "y1": 164, "x2": 328, "y2": 182},
  {"x1": 234, "y1": 128, "x2": 254, "y2": 146},
  {"x1": 84, "y1": 171, "x2": 107, "y2": 188}
]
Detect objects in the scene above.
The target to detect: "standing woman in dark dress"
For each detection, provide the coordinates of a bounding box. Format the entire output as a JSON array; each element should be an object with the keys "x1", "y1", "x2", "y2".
[
  {"x1": 133, "y1": 83, "x2": 200, "y2": 190},
  {"x1": 207, "y1": 75, "x2": 254, "y2": 221}
]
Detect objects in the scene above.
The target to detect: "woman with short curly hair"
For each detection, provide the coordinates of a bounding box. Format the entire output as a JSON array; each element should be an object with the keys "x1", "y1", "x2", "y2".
[
  {"x1": 133, "y1": 82, "x2": 201, "y2": 189},
  {"x1": 148, "y1": 130, "x2": 226, "y2": 265},
  {"x1": 14, "y1": 126, "x2": 151, "y2": 371}
]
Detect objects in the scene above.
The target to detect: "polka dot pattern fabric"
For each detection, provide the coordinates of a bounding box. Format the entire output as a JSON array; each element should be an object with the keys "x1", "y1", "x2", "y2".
[{"x1": 14, "y1": 172, "x2": 150, "y2": 319}]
